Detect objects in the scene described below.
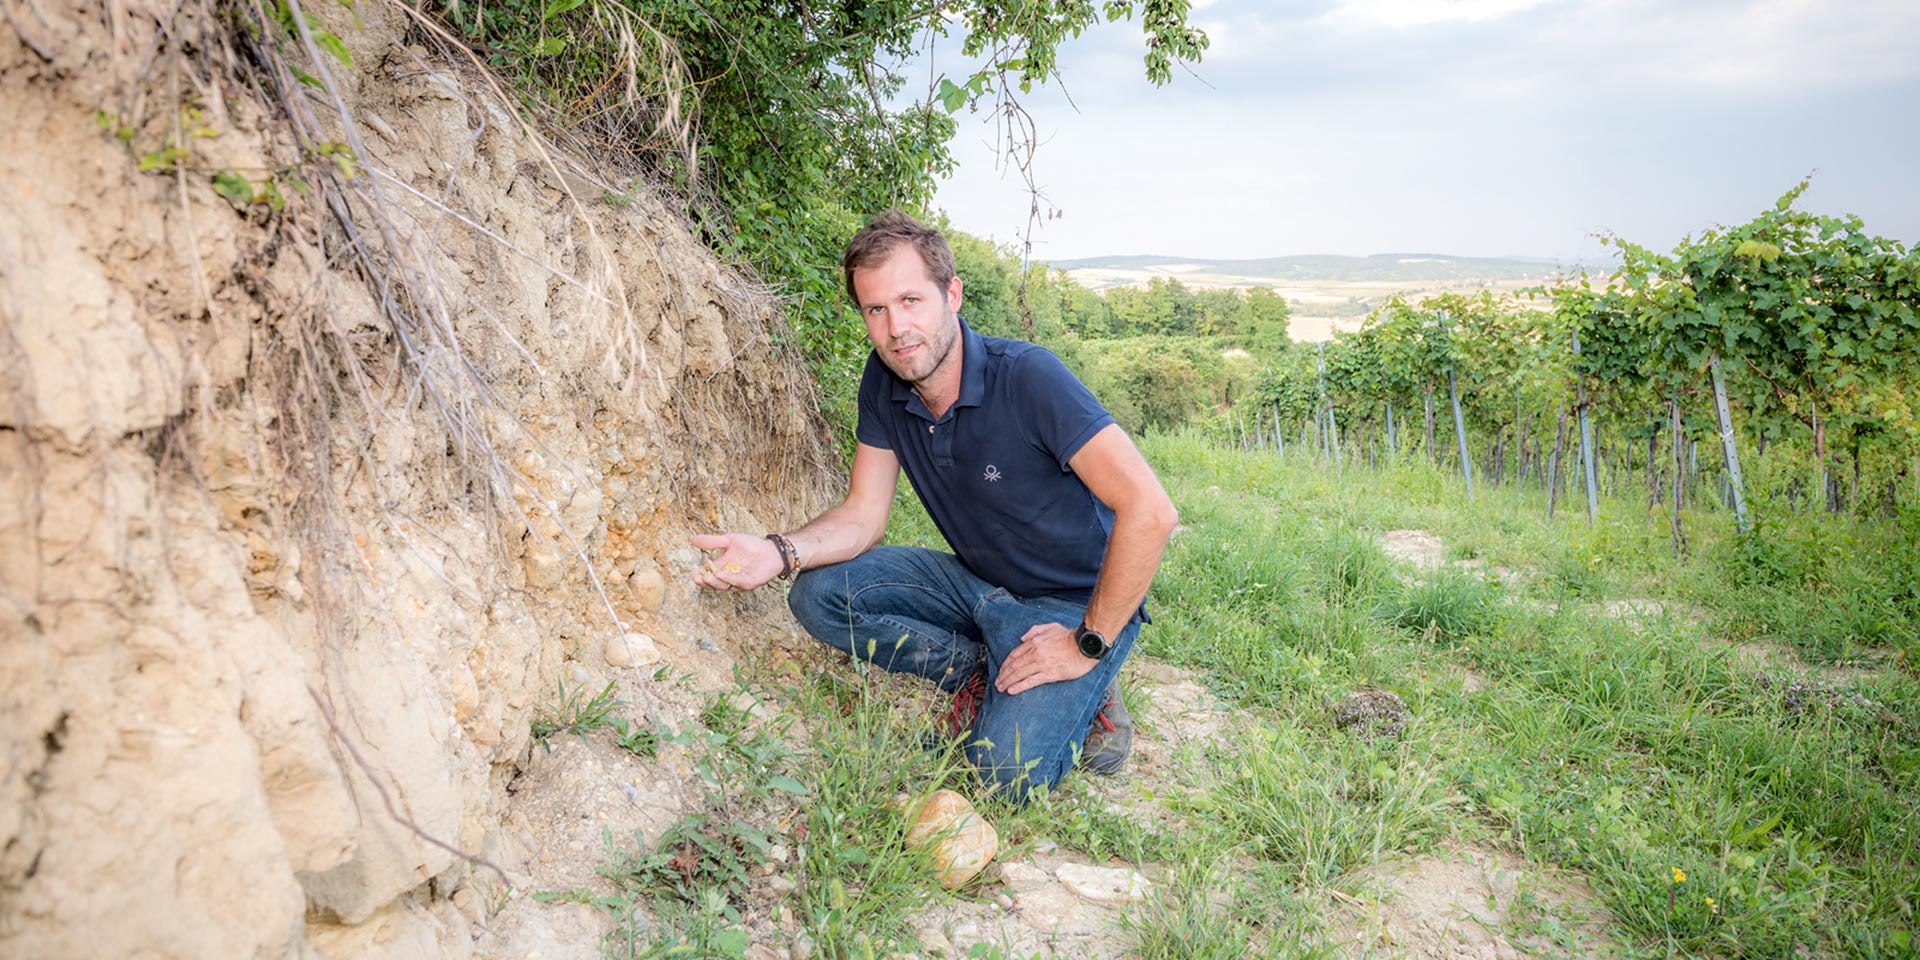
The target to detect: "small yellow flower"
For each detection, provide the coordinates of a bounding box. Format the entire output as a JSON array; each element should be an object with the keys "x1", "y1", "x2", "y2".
[
  {"x1": 1671, "y1": 867, "x2": 1687, "y2": 884},
  {"x1": 1705, "y1": 896, "x2": 1718, "y2": 914}
]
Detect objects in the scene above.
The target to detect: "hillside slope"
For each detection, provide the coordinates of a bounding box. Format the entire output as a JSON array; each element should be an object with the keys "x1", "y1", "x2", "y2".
[{"x1": 1043, "y1": 252, "x2": 1593, "y2": 283}]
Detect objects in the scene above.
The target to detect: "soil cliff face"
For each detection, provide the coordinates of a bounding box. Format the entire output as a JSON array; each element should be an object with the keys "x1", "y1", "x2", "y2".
[{"x1": 0, "y1": 2, "x2": 831, "y2": 955}]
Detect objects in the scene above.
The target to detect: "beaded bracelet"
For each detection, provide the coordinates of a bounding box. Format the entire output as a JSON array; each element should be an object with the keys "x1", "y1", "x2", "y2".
[{"x1": 764, "y1": 533, "x2": 799, "y2": 580}]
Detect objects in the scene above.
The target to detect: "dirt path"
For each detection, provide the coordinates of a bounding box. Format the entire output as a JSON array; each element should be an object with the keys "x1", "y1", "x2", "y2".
[
  {"x1": 1330, "y1": 845, "x2": 1618, "y2": 959},
  {"x1": 1379, "y1": 530, "x2": 1447, "y2": 572}
]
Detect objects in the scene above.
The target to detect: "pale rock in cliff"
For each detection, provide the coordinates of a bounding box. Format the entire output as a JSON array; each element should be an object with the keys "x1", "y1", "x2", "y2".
[
  {"x1": 628, "y1": 566, "x2": 667, "y2": 612},
  {"x1": 604, "y1": 632, "x2": 661, "y2": 668}
]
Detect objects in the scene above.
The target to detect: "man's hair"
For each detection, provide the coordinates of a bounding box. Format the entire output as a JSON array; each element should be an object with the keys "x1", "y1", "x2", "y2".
[{"x1": 841, "y1": 210, "x2": 955, "y2": 305}]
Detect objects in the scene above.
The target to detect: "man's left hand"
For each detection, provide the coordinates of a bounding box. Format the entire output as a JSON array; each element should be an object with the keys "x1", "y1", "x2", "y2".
[{"x1": 995, "y1": 622, "x2": 1097, "y2": 696}]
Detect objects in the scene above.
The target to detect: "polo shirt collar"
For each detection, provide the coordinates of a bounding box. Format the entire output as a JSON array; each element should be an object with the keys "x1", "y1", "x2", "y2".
[{"x1": 890, "y1": 316, "x2": 987, "y2": 419}]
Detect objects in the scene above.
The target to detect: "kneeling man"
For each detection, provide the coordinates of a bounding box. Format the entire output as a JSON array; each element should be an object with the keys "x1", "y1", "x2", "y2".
[{"x1": 691, "y1": 211, "x2": 1177, "y2": 800}]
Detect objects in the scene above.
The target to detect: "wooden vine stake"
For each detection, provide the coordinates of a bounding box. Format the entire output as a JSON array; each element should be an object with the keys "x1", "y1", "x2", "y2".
[
  {"x1": 1448, "y1": 367, "x2": 1473, "y2": 496},
  {"x1": 1708, "y1": 351, "x2": 1750, "y2": 533},
  {"x1": 1328, "y1": 405, "x2": 1343, "y2": 467},
  {"x1": 1670, "y1": 395, "x2": 1688, "y2": 555},
  {"x1": 1546, "y1": 405, "x2": 1568, "y2": 520},
  {"x1": 1573, "y1": 332, "x2": 1599, "y2": 524},
  {"x1": 1440, "y1": 313, "x2": 1473, "y2": 496},
  {"x1": 1423, "y1": 390, "x2": 1436, "y2": 464}
]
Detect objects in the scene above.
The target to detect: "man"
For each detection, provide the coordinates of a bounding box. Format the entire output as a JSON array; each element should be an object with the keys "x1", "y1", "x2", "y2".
[{"x1": 690, "y1": 211, "x2": 1177, "y2": 800}]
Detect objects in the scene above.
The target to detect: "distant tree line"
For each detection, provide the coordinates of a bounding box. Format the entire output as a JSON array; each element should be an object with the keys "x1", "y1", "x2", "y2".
[{"x1": 945, "y1": 232, "x2": 1293, "y2": 433}]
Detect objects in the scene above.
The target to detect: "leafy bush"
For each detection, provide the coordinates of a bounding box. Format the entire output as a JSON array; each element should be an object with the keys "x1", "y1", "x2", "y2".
[{"x1": 446, "y1": 0, "x2": 1207, "y2": 446}]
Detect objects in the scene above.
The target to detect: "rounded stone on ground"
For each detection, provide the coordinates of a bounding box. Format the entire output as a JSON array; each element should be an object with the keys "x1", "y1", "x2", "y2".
[
  {"x1": 903, "y1": 789, "x2": 998, "y2": 890},
  {"x1": 914, "y1": 927, "x2": 954, "y2": 958}
]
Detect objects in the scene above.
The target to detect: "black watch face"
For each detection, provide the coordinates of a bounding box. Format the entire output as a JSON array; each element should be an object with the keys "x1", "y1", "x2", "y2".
[{"x1": 1077, "y1": 627, "x2": 1107, "y2": 659}]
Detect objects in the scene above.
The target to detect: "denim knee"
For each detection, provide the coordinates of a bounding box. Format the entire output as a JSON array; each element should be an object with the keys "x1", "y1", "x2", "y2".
[{"x1": 786, "y1": 567, "x2": 847, "y2": 640}]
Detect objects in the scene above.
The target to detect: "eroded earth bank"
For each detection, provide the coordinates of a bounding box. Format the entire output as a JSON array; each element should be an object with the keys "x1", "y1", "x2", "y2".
[{"x1": 1, "y1": 1, "x2": 835, "y2": 954}]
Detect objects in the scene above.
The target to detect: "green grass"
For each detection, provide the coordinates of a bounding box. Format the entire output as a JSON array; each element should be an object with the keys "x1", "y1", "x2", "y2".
[
  {"x1": 565, "y1": 429, "x2": 1919, "y2": 958},
  {"x1": 1135, "y1": 430, "x2": 1918, "y2": 959},
  {"x1": 529, "y1": 678, "x2": 623, "y2": 748}
]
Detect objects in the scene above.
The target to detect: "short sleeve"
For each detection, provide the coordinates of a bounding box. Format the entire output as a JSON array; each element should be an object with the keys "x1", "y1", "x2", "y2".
[
  {"x1": 854, "y1": 352, "x2": 894, "y2": 450},
  {"x1": 1010, "y1": 348, "x2": 1115, "y2": 470}
]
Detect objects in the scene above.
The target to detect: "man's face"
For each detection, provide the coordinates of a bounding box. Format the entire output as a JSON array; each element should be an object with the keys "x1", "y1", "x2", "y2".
[{"x1": 850, "y1": 242, "x2": 964, "y2": 386}]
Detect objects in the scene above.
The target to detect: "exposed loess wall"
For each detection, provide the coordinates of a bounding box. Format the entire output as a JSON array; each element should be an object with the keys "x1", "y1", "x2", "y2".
[{"x1": 0, "y1": 1, "x2": 832, "y2": 956}]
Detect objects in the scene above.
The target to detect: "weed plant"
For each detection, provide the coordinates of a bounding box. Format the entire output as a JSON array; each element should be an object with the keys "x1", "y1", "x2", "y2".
[
  {"x1": 529, "y1": 678, "x2": 622, "y2": 748},
  {"x1": 1376, "y1": 569, "x2": 1499, "y2": 643}
]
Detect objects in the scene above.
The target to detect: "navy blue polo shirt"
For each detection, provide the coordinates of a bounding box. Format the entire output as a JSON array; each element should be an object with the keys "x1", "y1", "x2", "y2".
[{"x1": 857, "y1": 319, "x2": 1139, "y2": 619}]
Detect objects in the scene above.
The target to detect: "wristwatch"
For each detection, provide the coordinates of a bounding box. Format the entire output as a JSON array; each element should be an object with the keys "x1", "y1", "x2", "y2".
[{"x1": 1074, "y1": 622, "x2": 1110, "y2": 660}]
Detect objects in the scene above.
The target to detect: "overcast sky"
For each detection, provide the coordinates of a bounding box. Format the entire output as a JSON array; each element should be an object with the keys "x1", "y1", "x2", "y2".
[{"x1": 906, "y1": 0, "x2": 1920, "y2": 263}]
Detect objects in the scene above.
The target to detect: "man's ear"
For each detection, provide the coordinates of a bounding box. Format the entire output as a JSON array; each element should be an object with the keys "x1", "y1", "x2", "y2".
[{"x1": 947, "y1": 274, "x2": 964, "y2": 313}]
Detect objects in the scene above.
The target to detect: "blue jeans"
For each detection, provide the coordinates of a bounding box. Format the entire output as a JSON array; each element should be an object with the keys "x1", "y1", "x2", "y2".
[{"x1": 787, "y1": 546, "x2": 1137, "y2": 801}]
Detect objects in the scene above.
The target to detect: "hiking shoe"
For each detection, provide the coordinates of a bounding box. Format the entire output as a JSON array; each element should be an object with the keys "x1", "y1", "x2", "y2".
[
  {"x1": 1079, "y1": 678, "x2": 1132, "y2": 776},
  {"x1": 943, "y1": 664, "x2": 989, "y2": 737}
]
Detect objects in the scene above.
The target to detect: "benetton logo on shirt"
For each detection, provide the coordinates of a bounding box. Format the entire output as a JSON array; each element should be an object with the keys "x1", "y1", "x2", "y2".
[{"x1": 983, "y1": 465, "x2": 1002, "y2": 482}]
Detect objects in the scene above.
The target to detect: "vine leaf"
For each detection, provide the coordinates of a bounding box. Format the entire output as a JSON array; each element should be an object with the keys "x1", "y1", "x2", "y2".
[
  {"x1": 936, "y1": 78, "x2": 967, "y2": 114},
  {"x1": 212, "y1": 171, "x2": 255, "y2": 207},
  {"x1": 313, "y1": 31, "x2": 352, "y2": 67}
]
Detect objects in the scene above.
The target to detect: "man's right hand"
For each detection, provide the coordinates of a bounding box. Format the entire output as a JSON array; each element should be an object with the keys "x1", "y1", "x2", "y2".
[{"x1": 688, "y1": 533, "x2": 785, "y2": 592}]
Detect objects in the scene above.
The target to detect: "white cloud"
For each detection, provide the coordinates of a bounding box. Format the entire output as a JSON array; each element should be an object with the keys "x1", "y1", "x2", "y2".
[
  {"x1": 1539, "y1": 0, "x2": 1920, "y2": 94},
  {"x1": 924, "y1": 0, "x2": 1920, "y2": 259},
  {"x1": 1320, "y1": 0, "x2": 1559, "y2": 28}
]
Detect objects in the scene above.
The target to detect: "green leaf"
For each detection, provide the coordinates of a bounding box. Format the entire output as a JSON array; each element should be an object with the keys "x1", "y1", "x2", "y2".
[
  {"x1": 138, "y1": 145, "x2": 189, "y2": 172},
  {"x1": 543, "y1": 0, "x2": 585, "y2": 17},
  {"x1": 766, "y1": 775, "x2": 808, "y2": 795},
  {"x1": 709, "y1": 928, "x2": 750, "y2": 957},
  {"x1": 936, "y1": 78, "x2": 966, "y2": 114},
  {"x1": 212, "y1": 170, "x2": 255, "y2": 207},
  {"x1": 314, "y1": 30, "x2": 352, "y2": 67},
  {"x1": 534, "y1": 36, "x2": 567, "y2": 55}
]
